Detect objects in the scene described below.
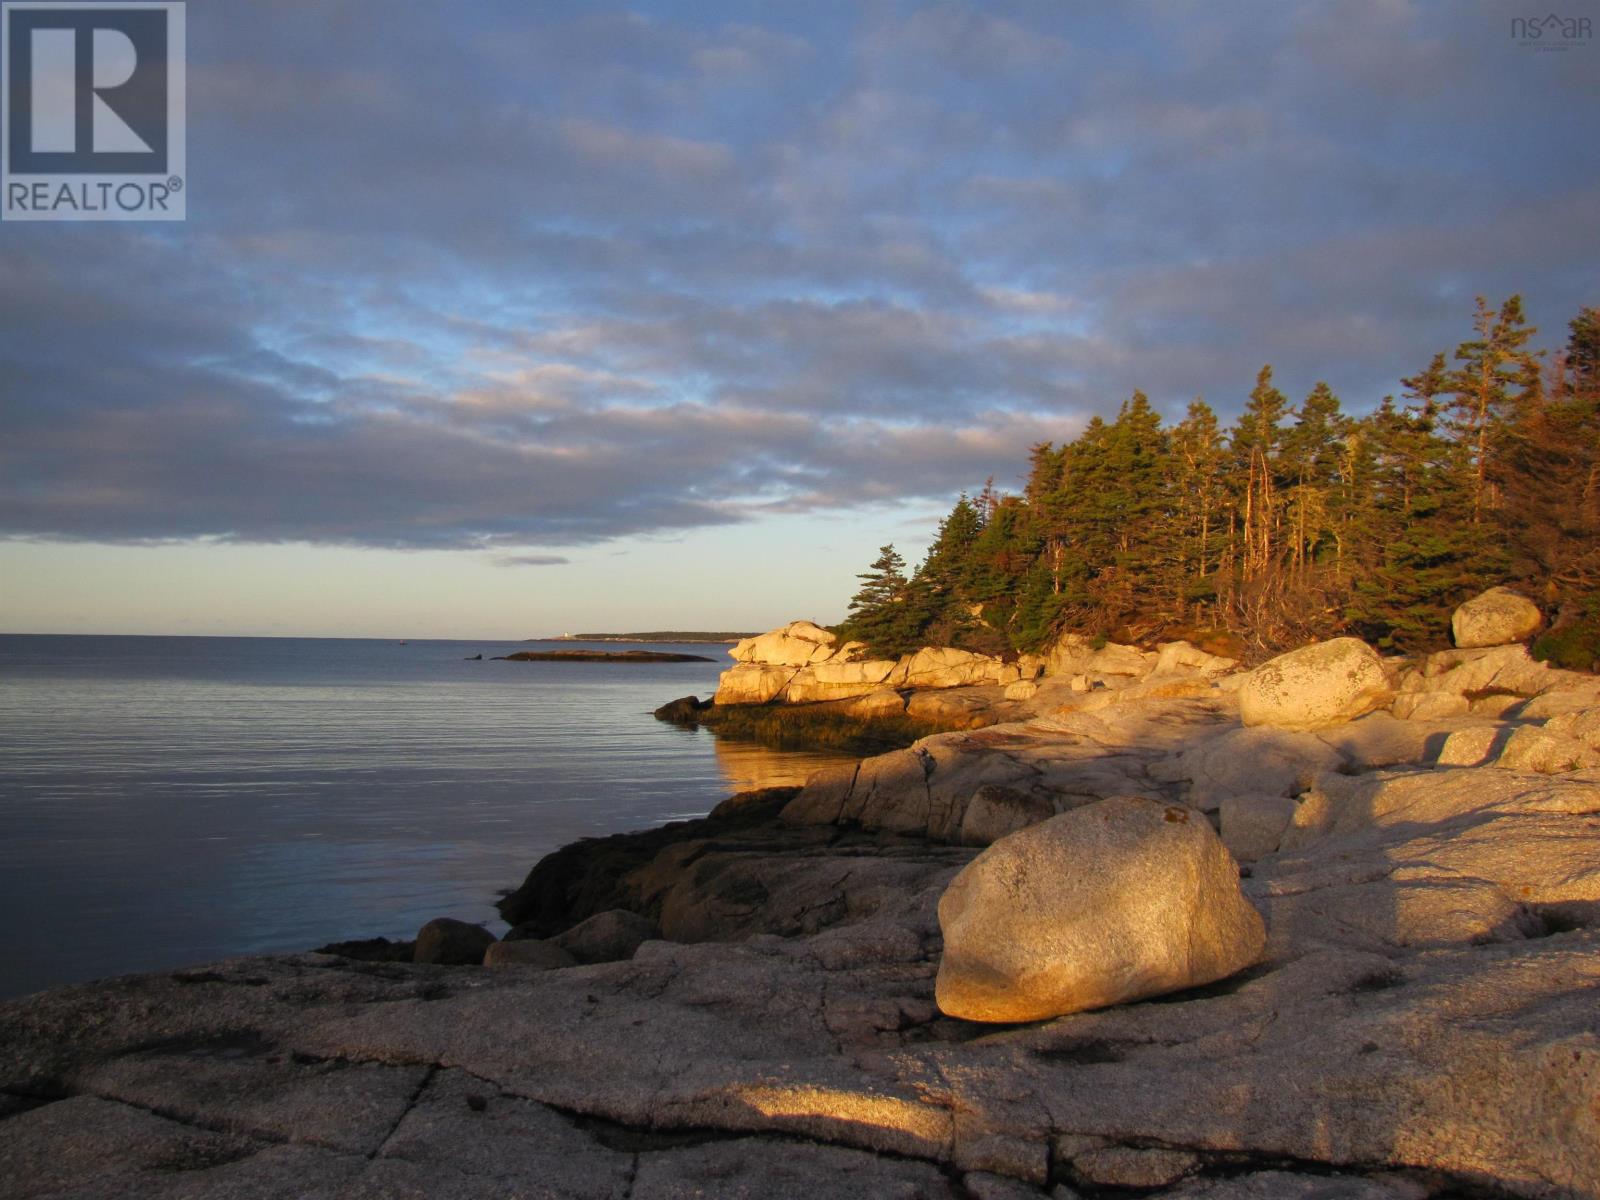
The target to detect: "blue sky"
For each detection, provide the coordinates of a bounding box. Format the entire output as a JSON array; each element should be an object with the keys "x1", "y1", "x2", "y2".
[{"x1": 2, "y1": 0, "x2": 1596, "y2": 637}]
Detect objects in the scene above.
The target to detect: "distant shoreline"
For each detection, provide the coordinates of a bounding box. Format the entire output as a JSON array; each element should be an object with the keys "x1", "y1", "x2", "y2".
[
  {"x1": 497, "y1": 649, "x2": 716, "y2": 663},
  {"x1": 539, "y1": 632, "x2": 759, "y2": 644}
]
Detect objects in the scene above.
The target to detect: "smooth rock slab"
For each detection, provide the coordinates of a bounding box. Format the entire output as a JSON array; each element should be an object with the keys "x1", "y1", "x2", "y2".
[
  {"x1": 844, "y1": 687, "x2": 908, "y2": 717},
  {"x1": 935, "y1": 796, "x2": 1265, "y2": 1022},
  {"x1": 483, "y1": 938, "x2": 576, "y2": 969},
  {"x1": 957, "y1": 784, "x2": 1056, "y2": 846},
  {"x1": 1173, "y1": 724, "x2": 1345, "y2": 812},
  {"x1": 0, "y1": 1096, "x2": 264, "y2": 1198},
  {"x1": 1219, "y1": 793, "x2": 1298, "y2": 862},
  {"x1": 1434, "y1": 726, "x2": 1510, "y2": 768},
  {"x1": 1073, "y1": 1145, "x2": 1198, "y2": 1187},
  {"x1": 1391, "y1": 691, "x2": 1470, "y2": 721},
  {"x1": 1166, "y1": 1171, "x2": 1430, "y2": 1199},
  {"x1": 632, "y1": 1136, "x2": 954, "y2": 1199},
  {"x1": 1497, "y1": 725, "x2": 1600, "y2": 773}
]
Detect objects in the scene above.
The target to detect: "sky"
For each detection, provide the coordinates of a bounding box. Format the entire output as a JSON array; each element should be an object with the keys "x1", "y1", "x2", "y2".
[{"x1": 1, "y1": 0, "x2": 1596, "y2": 638}]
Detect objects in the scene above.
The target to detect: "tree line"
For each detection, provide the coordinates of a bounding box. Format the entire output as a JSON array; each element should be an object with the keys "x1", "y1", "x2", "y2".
[{"x1": 839, "y1": 297, "x2": 1600, "y2": 667}]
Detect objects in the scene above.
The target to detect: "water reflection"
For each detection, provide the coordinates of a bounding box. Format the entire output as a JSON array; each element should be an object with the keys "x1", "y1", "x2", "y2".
[{"x1": 708, "y1": 732, "x2": 859, "y2": 793}]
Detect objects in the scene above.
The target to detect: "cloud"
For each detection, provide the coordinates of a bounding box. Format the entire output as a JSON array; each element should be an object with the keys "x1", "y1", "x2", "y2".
[
  {"x1": 1, "y1": 0, "x2": 1594, "y2": 554},
  {"x1": 495, "y1": 554, "x2": 570, "y2": 567}
]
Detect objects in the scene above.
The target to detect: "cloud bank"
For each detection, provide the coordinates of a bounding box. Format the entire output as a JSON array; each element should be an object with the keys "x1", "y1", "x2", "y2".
[{"x1": 2, "y1": 1, "x2": 1593, "y2": 551}]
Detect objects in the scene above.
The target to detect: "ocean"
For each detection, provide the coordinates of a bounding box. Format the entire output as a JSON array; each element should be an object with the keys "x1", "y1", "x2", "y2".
[{"x1": 0, "y1": 634, "x2": 854, "y2": 1001}]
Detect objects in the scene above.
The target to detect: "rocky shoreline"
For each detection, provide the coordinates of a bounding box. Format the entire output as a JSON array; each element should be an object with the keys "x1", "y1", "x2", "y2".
[{"x1": 3, "y1": 589, "x2": 1599, "y2": 1198}]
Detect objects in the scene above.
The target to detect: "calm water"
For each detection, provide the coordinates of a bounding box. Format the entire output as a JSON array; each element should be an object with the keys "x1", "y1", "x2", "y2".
[{"x1": 0, "y1": 634, "x2": 855, "y2": 1001}]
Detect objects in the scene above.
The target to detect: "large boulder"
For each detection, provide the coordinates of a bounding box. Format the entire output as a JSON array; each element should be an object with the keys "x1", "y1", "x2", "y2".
[
  {"x1": 1546, "y1": 706, "x2": 1600, "y2": 750},
  {"x1": 653, "y1": 695, "x2": 708, "y2": 723},
  {"x1": 414, "y1": 918, "x2": 496, "y2": 966},
  {"x1": 1239, "y1": 637, "x2": 1392, "y2": 731},
  {"x1": 935, "y1": 796, "x2": 1265, "y2": 1022},
  {"x1": 551, "y1": 908, "x2": 658, "y2": 964},
  {"x1": 1452, "y1": 586, "x2": 1542, "y2": 649}
]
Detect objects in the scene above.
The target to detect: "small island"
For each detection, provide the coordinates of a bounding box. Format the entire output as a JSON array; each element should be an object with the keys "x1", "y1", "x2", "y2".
[{"x1": 493, "y1": 649, "x2": 715, "y2": 663}]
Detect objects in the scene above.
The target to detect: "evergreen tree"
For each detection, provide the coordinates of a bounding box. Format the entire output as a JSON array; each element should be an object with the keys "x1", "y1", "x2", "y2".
[
  {"x1": 1098, "y1": 391, "x2": 1171, "y2": 623},
  {"x1": 839, "y1": 544, "x2": 918, "y2": 656},
  {"x1": 1280, "y1": 382, "x2": 1346, "y2": 576},
  {"x1": 1497, "y1": 307, "x2": 1600, "y2": 616},
  {"x1": 1448, "y1": 295, "x2": 1541, "y2": 522},
  {"x1": 1564, "y1": 305, "x2": 1600, "y2": 386},
  {"x1": 1170, "y1": 399, "x2": 1228, "y2": 605},
  {"x1": 914, "y1": 495, "x2": 984, "y2": 644},
  {"x1": 1231, "y1": 365, "x2": 1288, "y2": 580},
  {"x1": 1346, "y1": 351, "x2": 1506, "y2": 647}
]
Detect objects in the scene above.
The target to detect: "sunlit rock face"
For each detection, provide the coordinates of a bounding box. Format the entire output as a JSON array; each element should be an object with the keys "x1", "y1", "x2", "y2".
[
  {"x1": 1153, "y1": 640, "x2": 1238, "y2": 677},
  {"x1": 717, "y1": 622, "x2": 1239, "y2": 713},
  {"x1": 884, "y1": 646, "x2": 1012, "y2": 690},
  {"x1": 1239, "y1": 637, "x2": 1392, "y2": 731},
  {"x1": 1045, "y1": 634, "x2": 1156, "y2": 680},
  {"x1": 1451, "y1": 586, "x2": 1543, "y2": 649},
  {"x1": 935, "y1": 796, "x2": 1265, "y2": 1022},
  {"x1": 713, "y1": 622, "x2": 1022, "y2": 705},
  {"x1": 783, "y1": 659, "x2": 899, "y2": 703},
  {"x1": 728, "y1": 620, "x2": 839, "y2": 667},
  {"x1": 715, "y1": 662, "x2": 797, "y2": 704},
  {"x1": 1389, "y1": 642, "x2": 1600, "y2": 720}
]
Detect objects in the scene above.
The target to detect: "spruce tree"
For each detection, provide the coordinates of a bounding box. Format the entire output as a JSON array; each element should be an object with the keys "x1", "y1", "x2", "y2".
[
  {"x1": 1230, "y1": 365, "x2": 1288, "y2": 587},
  {"x1": 840, "y1": 544, "x2": 917, "y2": 656},
  {"x1": 1497, "y1": 307, "x2": 1600, "y2": 624},
  {"x1": 1448, "y1": 295, "x2": 1541, "y2": 523},
  {"x1": 915, "y1": 496, "x2": 984, "y2": 642},
  {"x1": 1170, "y1": 399, "x2": 1227, "y2": 603},
  {"x1": 1280, "y1": 382, "x2": 1346, "y2": 576}
]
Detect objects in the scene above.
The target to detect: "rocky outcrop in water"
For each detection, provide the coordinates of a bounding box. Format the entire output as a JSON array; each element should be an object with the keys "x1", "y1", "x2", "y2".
[{"x1": 714, "y1": 620, "x2": 1043, "y2": 707}]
